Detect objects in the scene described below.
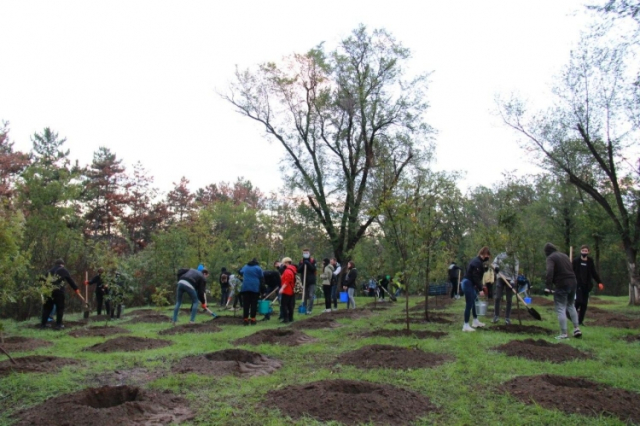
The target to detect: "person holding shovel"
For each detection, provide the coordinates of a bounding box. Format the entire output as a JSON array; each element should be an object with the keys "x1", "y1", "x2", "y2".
[
  {"x1": 461, "y1": 247, "x2": 489, "y2": 332},
  {"x1": 40, "y1": 259, "x2": 84, "y2": 330},
  {"x1": 492, "y1": 252, "x2": 519, "y2": 325},
  {"x1": 239, "y1": 258, "x2": 264, "y2": 326},
  {"x1": 279, "y1": 257, "x2": 297, "y2": 323},
  {"x1": 297, "y1": 249, "x2": 317, "y2": 314},
  {"x1": 544, "y1": 243, "x2": 582, "y2": 339},
  {"x1": 87, "y1": 267, "x2": 110, "y2": 316},
  {"x1": 172, "y1": 267, "x2": 209, "y2": 324},
  {"x1": 572, "y1": 245, "x2": 603, "y2": 326}
]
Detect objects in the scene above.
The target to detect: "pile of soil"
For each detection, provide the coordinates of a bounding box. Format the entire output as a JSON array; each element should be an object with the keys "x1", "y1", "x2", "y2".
[
  {"x1": 488, "y1": 324, "x2": 553, "y2": 335},
  {"x1": 358, "y1": 329, "x2": 447, "y2": 339},
  {"x1": 89, "y1": 368, "x2": 157, "y2": 387},
  {"x1": 234, "y1": 329, "x2": 316, "y2": 346},
  {"x1": 501, "y1": 374, "x2": 639, "y2": 424},
  {"x1": 530, "y1": 296, "x2": 555, "y2": 306},
  {"x1": 68, "y1": 326, "x2": 130, "y2": 338},
  {"x1": 12, "y1": 385, "x2": 194, "y2": 426},
  {"x1": 0, "y1": 356, "x2": 78, "y2": 377},
  {"x1": 266, "y1": 379, "x2": 436, "y2": 425},
  {"x1": 390, "y1": 313, "x2": 455, "y2": 325},
  {"x1": 87, "y1": 315, "x2": 117, "y2": 322},
  {"x1": 338, "y1": 344, "x2": 453, "y2": 370},
  {"x1": 494, "y1": 339, "x2": 591, "y2": 363},
  {"x1": 127, "y1": 313, "x2": 172, "y2": 324},
  {"x1": 289, "y1": 315, "x2": 341, "y2": 330},
  {"x1": 172, "y1": 349, "x2": 282, "y2": 377},
  {"x1": 159, "y1": 322, "x2": 222, "y2": 335},
  {"x1": 623, "y1": 334, "x2": 640, "y2": 343},
  {"x1": 585, "y1": 307, "x2": 640, "y2": 329},
  {"x1": 208, "y1": 316, "x2": 246, "y2": 326},
  {"x1": 84, "y1": 336, "x2": 172, "y2": 353},
  {"x1": 0, "y1": 336, "x2": 52, "y2": 352}
]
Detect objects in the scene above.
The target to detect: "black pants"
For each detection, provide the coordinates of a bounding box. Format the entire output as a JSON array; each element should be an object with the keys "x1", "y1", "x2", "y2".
[
  {"x1": 42, "y1": 290, "x2": 65, "y2": 326},
  {"x1": 450, "y1": 280, "x2": 458, "y2": 298},
  {"x1": 575, "y1": 296, "x2": 589, "y2": 324},
  {"x1": 323, "y1": 285, "x2": 332, "y2": 310},
  {"x1": 220, "y1": 286, "x2": 229, "y2": 306},
  {"x1": 242, "y1": 291, "x2": 259, "y2": 320},
  {"x1": 486, "y1": 283, "x2": 494, "y2": 299},
  {"x1": 281, "y1": 294, "x2": 295, "y2": 322},
  {"x1": 233, "y1": 292, "x2": 243, "y2": 308},
  {"x1": 380, "y1": 284, "x2": 387, "y2": 299},
  {"x1": 96, "y1": 289, "x2": 111, "y2": 316}
]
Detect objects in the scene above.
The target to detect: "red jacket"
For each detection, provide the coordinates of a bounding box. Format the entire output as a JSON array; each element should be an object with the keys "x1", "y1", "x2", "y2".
[{"x1": 280, "y1": 264, "x2": 298, "y2": 296}]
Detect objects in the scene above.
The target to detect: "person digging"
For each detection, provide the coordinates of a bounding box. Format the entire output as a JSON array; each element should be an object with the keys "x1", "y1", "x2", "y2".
[
  {"x1": 544, "y1": 243, "x2": 582, "y2": 339},
  {"x1": 172, "y1": 267, "x2": 212, "y2": 324},
  {"x1": 40, "y1": 259, "x2": 86, "y2": 330}
]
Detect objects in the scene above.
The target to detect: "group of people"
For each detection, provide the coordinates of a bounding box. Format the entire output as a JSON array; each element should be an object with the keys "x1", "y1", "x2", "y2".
[{"x1": 456, "y1": 243, "x2": 603, "y2": 339}]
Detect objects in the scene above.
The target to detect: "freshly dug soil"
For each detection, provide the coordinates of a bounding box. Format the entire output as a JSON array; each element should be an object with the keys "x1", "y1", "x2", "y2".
[
  {"x1": 127, "y1": 313, "x2": 172, "y2": 324},
  {"x1": 68, "y1": 326, "x2": 130, "y2": 338},
  {"x1": 390, "y1": 313, "x2": 455, "y2": 324},
  {"x1": 623, "y1": 334, "x2": 640, "y2": 343},
  {"x1": 207, "y1": 316, "x2": 247, "y2": 326},
  {"x1": 0, "y1": 336, "x2": 52, "y2": 352},
  {"x1": 267, "y1": 379, "x2": 437, "y2": 425},
  {"x1": 89, "y1": 368, "x2": 157, "y2": 387},
  {"x1": 338, "y1": 344, "x2": 453, "y2": 370},
  {"x1": 234, "y1": 329, "x2": 316, "y2": 346},
  {"x1": 585, "y1": 307, "x2": 640, "y2": 329},
  {"x1": 494, "y1": 339, "x2": 591, "y2": 363},
  {"x1": 359, "y1": 329, "x2": 448, "y2": 339},
  {"x1": 12, "y1": 385, "x2": 194, "y2": 426},
  {"x1": 0, "y1": 355, "x2": 78, "y2": 377},
  {"x1": 530, "y1": 296, "x2": 555, "y2": 306},
  {"x1": 87, "y1": 314, "x2": 117, "y2": 322},
  {"x1": 172, "y1": 349, "x2": 282, "y2": 377},
  {"x1": 84, "y1": 336, "x2": 172, "y2": 353},
  {"x1": 406, "y1": 297, "x2": 454, "y2": 311},
  {"x1": 363, "y1": 301, "x2": 392, "y2": 309},
  {"x1": 589, "y1": 297, "x2": 614, "y2": 305},
  {"x1": 501, "y1": 374, "x2": 640, "y2": 424},
  {"x1": 159, "y1": 322, "x2": 222, "y2": 335},
  {"x1": 488, "y1": 324, "x2": 553, "y2": 335},
  {"x1": 289, "y1": 315, "x2": 341, "y2": 330}
]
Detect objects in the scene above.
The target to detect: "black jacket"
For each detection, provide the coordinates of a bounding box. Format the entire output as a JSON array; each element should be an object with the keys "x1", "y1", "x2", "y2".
[
  {"x1": 263, "y1": 270, "x2": 281, "y2": 294},
  {"x1": 344, "y1": 267, "x2": 358, "y2": 288},
  {"x1": 89, "y1": 273, "x2": 107, "y2": 293},
  {"x1": 297, "y1": 258, "x2": 317, "y2": 287},
  {"x1": 448, "y1": 264, "x2": 462, "y2": 284},
  {"x1": 178, "y1": 268, "x2": 207, "y2": 304},
  {"x1": 544, "y1": 243, "x2": 576, "y2": 290},
  {"x1": 48, "y1": 265, "x2": 79, "y2": 292},
  {"x1": 573, "y1": 256, "x2": 601, "y2": 299},
  {"x1": 464, "y1": 256, "x2": 485, "y2": 292}
]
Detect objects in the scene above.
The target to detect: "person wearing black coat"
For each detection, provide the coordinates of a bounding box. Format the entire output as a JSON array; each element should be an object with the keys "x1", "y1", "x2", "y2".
[
  {"x1": 545, "y1": 243, "x2": 581, "y2": 339},
  {"x1": 172, "y1": 268, "x2": 209, "y2": 324},
  {"x1": 573, "y1": 245, "x2": 603, "y2": 326},
  {"x1": 342, "y1": 261, "x2": 358, "y2": 309},
  {"x1": 87, "y1": 268, "x2": 110, "y2": 316},
  {"x1": 297, "y1": 249, "x2": 317, "y2": 314},
  {"x1": 461, "y1": 248, "x2": 489, "y2": 332},
  {"x1": 40, "y1": 259, "x2": 82, "y2": 329},
  {"x1": 448, "y1": 262, "x2": 462, "y2": 299}
]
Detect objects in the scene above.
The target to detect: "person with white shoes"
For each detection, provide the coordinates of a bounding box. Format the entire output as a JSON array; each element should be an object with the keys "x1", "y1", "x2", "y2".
[
  {"x1": 461, "y1": 247, "x2": 490, "y2": 332},
  {"x1": 320, "y1": 258, "x2": 335, "y2": 313}
]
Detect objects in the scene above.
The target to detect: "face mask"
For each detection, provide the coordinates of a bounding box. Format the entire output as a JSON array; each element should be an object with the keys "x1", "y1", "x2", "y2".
[
  {"x1": 483, "y1": 256, "x2": 490, "y2": 262},
  {"x1": 581, "y1": 253, "x2": 588, "y2": 258},
  {"x1": 303, "y1": 253, "x2": 310, "y2": 259}
]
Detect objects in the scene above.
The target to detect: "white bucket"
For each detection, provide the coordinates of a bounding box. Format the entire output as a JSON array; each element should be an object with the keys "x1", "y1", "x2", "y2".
[{"x1": 475, "y1": 301, "x2": 487, "y2": 316}]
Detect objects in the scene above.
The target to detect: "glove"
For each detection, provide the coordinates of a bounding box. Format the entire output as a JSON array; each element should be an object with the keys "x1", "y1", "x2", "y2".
[
  {"x1": 201, "y1": 303, "x2": 207, "y2": 309},
  {"x1": 598, "y1": 283, "x2": 604, "y2": 290},
  {"x1": 75, "y1": 289, "x2": 80, "y2": 295},
  {"x1": 84, "y1": 280, "x2": 89, "y2": 286}
]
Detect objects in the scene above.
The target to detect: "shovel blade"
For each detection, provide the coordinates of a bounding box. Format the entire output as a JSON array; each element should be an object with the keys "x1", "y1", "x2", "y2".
[{"x1": 527, "y1": 307, "x2": 542, "y2": 321}]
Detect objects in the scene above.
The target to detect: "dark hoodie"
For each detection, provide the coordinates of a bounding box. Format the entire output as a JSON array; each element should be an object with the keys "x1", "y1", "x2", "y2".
[
  {"x1": 544, "y1": 243, "x2": 577, "y2": 290},
  {"x1": 178, "y1": 268, "x2": 207, "y2": 304}
]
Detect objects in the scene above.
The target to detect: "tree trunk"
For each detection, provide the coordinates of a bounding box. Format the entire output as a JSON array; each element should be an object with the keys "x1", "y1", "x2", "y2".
[{"x1": 625, "y1": 248, "x2": 639, "y2": 306}]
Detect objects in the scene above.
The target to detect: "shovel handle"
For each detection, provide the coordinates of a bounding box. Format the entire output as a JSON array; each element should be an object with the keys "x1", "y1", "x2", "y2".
[{"x1": 498, "y1": 272, "x2": 530, "y2": 307}]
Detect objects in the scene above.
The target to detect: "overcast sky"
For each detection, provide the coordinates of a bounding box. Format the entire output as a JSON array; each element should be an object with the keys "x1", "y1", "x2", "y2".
[{"x1": 0, "y1": 0, "x2": 593, "y2": 196}]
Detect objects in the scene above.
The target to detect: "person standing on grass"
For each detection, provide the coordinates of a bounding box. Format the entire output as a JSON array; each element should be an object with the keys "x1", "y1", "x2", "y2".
[
  {"x1": 320, "y1": 258, "x2": 335, "y2": 312},
  {"x1": 239, "y1": 258, "x2": 264, "y2": 326},
  {"x1": 379, "y1": 275, "x2": 389, "y2": 301},
  {"x1": 87, "y1": 267, "x2": 110, "y2": 316},
  {"x1": 448, "y1": 262, "x2": 462, "y2": 299},
  {"x1": 492, "y1": 252, "x2": 518, "y2": 325},
  {"x1": 330, "y1": 258, "x2": 341, "y2": 309},
  {"x1": 279, "y1": 257, "x2": 297, "y2": 323},
  {"x1": 297, "y1": 249, "x2": 317, "y2": 314},
  {"x1": 572, "y1": 245, "x2": 603, "y2": 326},
  {"x1": 172, "y1": 268, "x2": 209, "y2": 324},
  {"x1": 544, "y1": 243, "x2": 582, "y2": 339},
  {"x1": 343, "y1": 261, "x2": 358, "y2": 309},
  {"x1": 40, "y1": 259, "x2": 83, "y2": 330},
  {"x1": 260, "y1": 261, "x2": 281, "y2": 321},
  {"x1": 483, "y1": 262, "x2": 495, "y2": 300},
  {"x1": 219, "y1": 267, "x2": 230, "y2": 307},
  {"x1": 461, "y1": 247, "x2": 489, "y2": 332}
]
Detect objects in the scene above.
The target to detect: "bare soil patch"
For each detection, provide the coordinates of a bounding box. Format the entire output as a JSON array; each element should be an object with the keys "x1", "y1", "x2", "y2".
[
  {"x1": 289, "y1": 315, "x2": 341, "y2": 330},
  {"x1": 390, "y1": 313, "x2": 455, "y2": 324},
  {"x1": 494, "y1": 339, "x2": 591, "y2": 363},
  {"x1": 338, "y1": 344, "x2": 453, "y2": 370},
  {"x1": 0, "y1": 355, "x2": 78, "y2": 377},
  {"x1": 623, "y1": 334, "x2": 640, "y2": 343},
  {"x1": 488, "y1": 324, "x2": 553, "y2": 335},
  {"x1": 530, "y1": 296, "x2": 555, "y2": 306},
  {"x1": 84, "y1": 336, "x2": 172, "y2": 353},
  {"x1": 87, "y1": 315, "x2": 116, "y2": 322},
  {"x1": 126, "y1": 309, "x2": 155, "y2": 316},
  {"x1": 358, "y1": 329, "x2": 448, "y2": 339},
  {"x1": 234, "y1": 328, "x2": 316, "y2": 346},
  {"x1": 406, "y1": 297, "x2": 454, "y2": 311},
  {"x1": 12, "y1": 385, "x2": 194, "y2": 426},
  {"x1": 127, "y1": 313, "x2": 172, "y2": 324},
  {"x1": 159, "y1": 322, "x2": 222, "y2": 335},
  {"x1": 68, "y1": 326, "x2": 131, "y2": 338},
  {"x1": 586, "y1": 306, "x2": 640, "y2": 328},
  {"x1": 501, "y1": 374, "x2": 640, "y2": 424},
  {"x1": 0, "y1": 336, "x2": 52, "y2": 352},
  {"x1": 172, "y1": 349, "x2": 282, "y2": 377},
  {"x1": 589, "y1": 297, "x2": 614, "y2": 305},
  {"x1": 267, "y1": 379, "x2": 436, "y2": 425},
  {"x1": 208, "y1": 315, "x2": 246, "y2": 326}
]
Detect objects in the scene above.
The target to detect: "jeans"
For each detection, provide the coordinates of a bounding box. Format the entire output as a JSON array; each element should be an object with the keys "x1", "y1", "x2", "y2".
[
  {"x1": 173, "y1": 282, "x2": 199, "y2": 322},
  {"x1": 304, "y1": 285, "x2": 316, "y2": 312},
  {"x1": 330, "y1": 284, "x2": 338, "y2": 308},
  {"x1": 554, "y1": 286, "x2": 579, "y2": 334},
  {"x1": 461, "y1": 279, "x2": 477, "y2": 323},
  {"x1": 494, "y1": 278, "x2": 513, "y2": 319},
  {"x1": 42, "y1": 290, "x2": 65, "y2": 326},
  {"x1": 347, "y1": 287, "x2": 356, "y2": 309},
  {"x1": 323, "y1": 285, "x2": 332, "y2": 310}
]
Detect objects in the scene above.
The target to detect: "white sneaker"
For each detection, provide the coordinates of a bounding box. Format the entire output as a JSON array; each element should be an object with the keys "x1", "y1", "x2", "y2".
[
  {"x1": 462, "y1": 323, "x2": 475, "y2": 332},
  {"x1": 324, "y1": 309, "x2": 332, "y2": 313},
  {"x1": 455, "y1": 295, "x2": 460, "y2": 300},
  {"x1": 472, "y1": 319, "x2": 485, "y2": 328}
]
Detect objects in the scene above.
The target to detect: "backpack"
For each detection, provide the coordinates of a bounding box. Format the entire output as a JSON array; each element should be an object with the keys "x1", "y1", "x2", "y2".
[{"x1": 294, "y1": 274, "x2": 303, "y2": 294}]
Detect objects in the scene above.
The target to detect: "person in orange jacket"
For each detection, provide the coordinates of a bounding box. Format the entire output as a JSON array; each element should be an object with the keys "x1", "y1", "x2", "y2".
[{"x1": 279, "y1": 257, "x2": 298, "y2": 323}]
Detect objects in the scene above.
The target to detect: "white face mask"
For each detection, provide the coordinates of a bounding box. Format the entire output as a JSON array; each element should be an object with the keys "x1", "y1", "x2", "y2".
[{"x1": 303, "y1": 253, "x2": 310, "y2": 259}]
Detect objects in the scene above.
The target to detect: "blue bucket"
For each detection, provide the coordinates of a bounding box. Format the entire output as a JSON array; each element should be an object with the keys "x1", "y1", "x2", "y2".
[
  {"x1": 524, "y1": 297, "x2": 532, "y2": 304},
  {"x1": 339, "y1": 292, "x2": 348, "y2": 303}
]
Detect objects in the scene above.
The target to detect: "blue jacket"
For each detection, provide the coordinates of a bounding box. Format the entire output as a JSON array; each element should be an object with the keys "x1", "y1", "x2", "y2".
[{"x1": 239, "y1": 261, "x2": 264, "y2": 293}]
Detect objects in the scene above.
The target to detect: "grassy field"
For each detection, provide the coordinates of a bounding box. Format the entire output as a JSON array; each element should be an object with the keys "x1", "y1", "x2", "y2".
[{"x1": 0, "y1": 295, "x2": 638, "y2": 425}]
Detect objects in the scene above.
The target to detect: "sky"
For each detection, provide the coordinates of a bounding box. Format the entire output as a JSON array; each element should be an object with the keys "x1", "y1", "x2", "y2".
[{"x1": 0, "y1": 0, "x2": 594, "y2": 196}]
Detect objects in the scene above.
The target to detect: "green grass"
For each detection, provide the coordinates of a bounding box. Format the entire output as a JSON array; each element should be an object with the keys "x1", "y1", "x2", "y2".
[{"x1": 0, "y1": 296, "x2": 638, "y2": 425}]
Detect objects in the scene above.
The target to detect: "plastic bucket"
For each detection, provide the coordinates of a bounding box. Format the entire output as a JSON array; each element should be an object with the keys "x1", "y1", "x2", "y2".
[
  {"x1": 339, "y1": 292, "x2": 349, "y2": 303},
  {"x1": 475, "y1": 301, "x2": 487, "y2": 316},
  {"x1": 524, "y1": 297, "x2": 532, "y2": 304},
  {"x1": 258, "y1": 300, "x2": 271, "y2": 315}
]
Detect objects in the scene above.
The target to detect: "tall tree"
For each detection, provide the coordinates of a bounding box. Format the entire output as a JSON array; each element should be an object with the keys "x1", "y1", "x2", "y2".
[
  {"x1": 166, "y1": 177, "x2": 195, "y2": 223},
  {"x1": 122, "y1": 161, "x2": 160, "y2": 252},
  {"x1": 0, "y1": 122, "x2": 29, "y2": 199},
  {"x1": 224, "y1": 25, "x2": 433, "y2": 263}
]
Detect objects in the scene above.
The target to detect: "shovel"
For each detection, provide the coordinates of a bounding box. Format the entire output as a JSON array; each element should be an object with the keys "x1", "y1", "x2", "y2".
[
  {"x1": 298, "y1": 264, "x2": 307, "y2": 314},
  {"x1": 498, "y1": 273, "x2": 542, "y2": 321},
  {"x1": 379, "y1": 284, "x2": 397, "y2": 302},
  {"x1": 83, "y1": 271, "x2": 90, "y2": 320}
]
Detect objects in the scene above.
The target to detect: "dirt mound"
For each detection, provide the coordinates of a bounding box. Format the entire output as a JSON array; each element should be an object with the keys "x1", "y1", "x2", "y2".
[
  {"x1": 289, "y1": 315, "x2": 341, "y2": 330},
  {"x1": 338, "y1": 344, "x2": 453, "y2": 370},
  {"x1": 12, "y1": 385, "x2": 194, "y2": 426},
  {"x1": 589, "y1": 297, "x2": 614, "y2": 305},
  {"x1": 494, "y1": 339, "x2": 591, "y2": 363},
  {"x1": 127, "y1": 313, "x2": 172, "y2": 324},
  {"x1": 159, "y1": 322, "x2": 222, "y2": 335},
  {"x1": 501, "y1": 374, "x2": 639, "y2": 424},
  {"x1": 0, "y1": 336, "x2": 52, "y2": 352},
  {"x1": 267, "y1": 379, "x2": 436, "y2": 425},
  {"x1": 322, "y1": 309, "x2": 372, "y2": 319},
  {"x1": 87, "y1": 314, "x2": 116, "y2": 322},
  {"x1": 390, "y1": 314, "x2": 455, "y2": 324},
  {"x1": 172, "y1": 349, "x2": 282, "y2": 377},
  {"x1": 68, "y1": 326, "x2": 130, "y2": 338},
  {"x1": 488, "y1": 324, "x2": 553, "y2": 335},
  {"x1": 358, "y1": 329, "x2": 448, "y2": 339},
  {"x1": 0, "y1": 355, "x2": 78, "y2": 377},
  {"x1": 530, "y1": 296, "x2": 555, "y2": 306},
  {"x1": 623, "y1": 334, "x2": 640, "y2": 343},
  {"x1": 84, "y1": 336, "x2": 172, "y2": 353},
  {"x1": 586, "y1": 307, "x2": 640, "y2": 328},
  {"x1": 407, "y1": 297, "x2": 454, "y2": 311},
  {"x1": 234, "y1": 328, "x2": 316, "y2": 346},
  {"x1": 208, "y1": 315, "x2": 246, "y2": 326},
  {"x1": 89, "y1": 368, "x2": 157, "y2": 387}
]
